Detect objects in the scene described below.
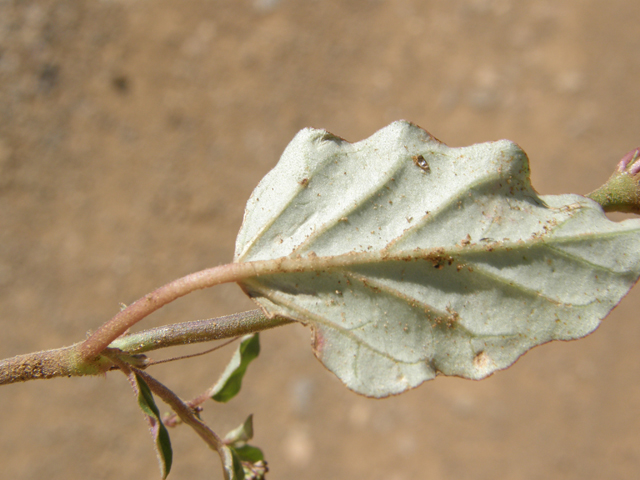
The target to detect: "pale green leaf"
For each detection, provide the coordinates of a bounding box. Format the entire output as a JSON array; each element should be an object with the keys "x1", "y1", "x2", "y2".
[
  {"x1": 234, "y1": 120, "x2": 640, "y2": 398},
  {"x1": 224, "y1": 414, "x2": 255, "y2": 445},
  {"x1": 210, "y1": 334, "x2": 260, "y2": 403}
]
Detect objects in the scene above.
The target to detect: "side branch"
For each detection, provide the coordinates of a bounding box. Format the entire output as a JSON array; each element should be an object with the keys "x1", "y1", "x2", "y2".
[
  {"x1": 133, "y1": 368, "x2": 227, "y2": 451},
  {"x1": 0, "y1": 310, "x2": 294, "y2": 385},
  {"x1": 110, "y1": 309, "x2": 293, "y2": 354}
]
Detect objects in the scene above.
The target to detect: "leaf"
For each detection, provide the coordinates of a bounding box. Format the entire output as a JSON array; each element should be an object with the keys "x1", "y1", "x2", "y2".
[
  {"x1": 132, "y1": 371, "x2": 173, "y2": 478},
  {"x1": 223, "y1": 415, "x2": 268, "y2": 480},
  {"x1": 234, "y1": 120, "x2": 640, "y2": 398},
  {"x1": 224, "y1": 414, "x2": 255, "y2": 445},
  {"x1": 210, "y1": 334, "x2": 260, "y2": 403},
  {"x1": 231, "y1": 448, "x2": 268, "y2": 480},
  {"x1": 220, "y1": 445, "x2": 246, "y2": 480},
  {"x1": 233, "y1": 445, "x2": 265, "y2": 464}
]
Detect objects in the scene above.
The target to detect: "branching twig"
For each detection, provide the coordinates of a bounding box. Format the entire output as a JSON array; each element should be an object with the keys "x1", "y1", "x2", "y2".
[
  {"x1": 0, "y1": 310, "x2": 292, "y2": 385},
  {"x1": 131, "y1": 368, "x2": 226, "y2": 451},
  {"x1": 109, "y1": 309, "x2": 292, "y2": 354}
]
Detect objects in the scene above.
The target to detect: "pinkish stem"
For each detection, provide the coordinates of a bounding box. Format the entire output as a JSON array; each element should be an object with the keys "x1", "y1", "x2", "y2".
[{"x1": 79, "y1": 262, "x2": 253, "y2": 361}]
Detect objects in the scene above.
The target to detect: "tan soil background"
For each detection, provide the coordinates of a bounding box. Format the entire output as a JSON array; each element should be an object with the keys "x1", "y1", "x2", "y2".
[{"x1": 2, "y1": 0, "x2": 640, "y2": 479}]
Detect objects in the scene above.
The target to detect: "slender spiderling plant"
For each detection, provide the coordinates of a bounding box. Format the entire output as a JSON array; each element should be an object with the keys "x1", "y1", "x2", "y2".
[{"x1": 2, "y1": 121, "x2": 640, "y2": 479}]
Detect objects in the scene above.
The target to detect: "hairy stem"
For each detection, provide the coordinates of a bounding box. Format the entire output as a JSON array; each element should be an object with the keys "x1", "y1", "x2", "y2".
[
  {"x1": 110, "y1": 309, "x2": 292, "y2": 354},
  {"x1": 0, "y1": 310, "x2": 292, "y2": 385},
  {"x1": 0, "y1": 343, "x2": 112, "y2": 386}
]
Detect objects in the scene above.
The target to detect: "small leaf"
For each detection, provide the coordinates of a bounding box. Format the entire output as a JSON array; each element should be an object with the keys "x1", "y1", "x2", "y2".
[
  {"x1": 224, "y1": 414, "x2": 255, "y2": 445},
  {"x1": 234, "y1": 120, "x2": 640, "y2": 398},
  {"x1": 132, "y1": 371, "x2": 173, "y2": 478},
  {"x1": 220, "y1": 445, "x2": 246, "y2": 480},
  {"x1": 233, "y1": 445, "x2": 265, "y2": 463},
  {"x1": 210, "y1": 334, "x2": 260, "y2": 403},
  {"x1": 229, "y1": 445, "x2": 267, "y2": 480},
  {"x1": 224, "y1": 415, "x2": 267, "y2": 479}
]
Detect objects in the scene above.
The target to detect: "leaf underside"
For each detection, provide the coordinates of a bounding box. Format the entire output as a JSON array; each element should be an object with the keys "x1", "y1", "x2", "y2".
[{"x1": 234, "y1": 120, "x2": 640, "y2": 398}]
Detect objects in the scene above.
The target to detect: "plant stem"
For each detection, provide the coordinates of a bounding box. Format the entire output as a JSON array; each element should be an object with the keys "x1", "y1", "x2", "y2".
[
  {"x1": 133, "y1": 368, "x2": 225, "y2": 449},
  {"x1": 81, "y1": 247, "x2": 495, "y2": 361},
  {"x1": 0, "y1": 342, "x2": 112, "y2": 386},
  {"x1": 110, "y1": 309, "x2": 292, "y2": 354},
  {"x1": 131, "y1": 368, "x2": 239, "y2": 480},
  {"x1": 79, "y1": 252, "x2": 368, "y2": 360},
  {"x1": 79, "y1": 245, "x2": 521, "y2": 360},
  {"x1": 0, "y1": 309, "x2": 292, "y2": 385},
  {"x1": 79, "y1": 262, "x2": 253, "y2": 361}
]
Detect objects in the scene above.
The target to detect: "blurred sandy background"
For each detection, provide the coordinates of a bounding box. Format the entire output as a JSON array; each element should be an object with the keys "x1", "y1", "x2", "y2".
[{"x1": 1, "y1": 0, "x2": 640, "y2": 478}]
